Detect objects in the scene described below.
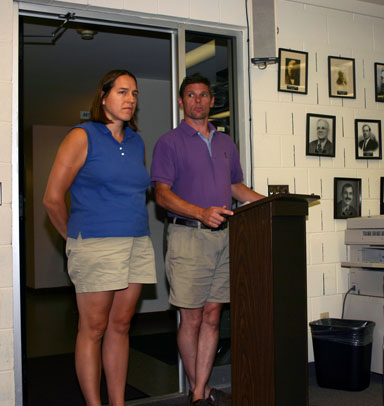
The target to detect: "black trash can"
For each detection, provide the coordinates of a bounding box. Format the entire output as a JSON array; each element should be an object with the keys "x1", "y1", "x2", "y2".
[{"x1": 309, "y1": 318, "x2": 376, "y2": 391}]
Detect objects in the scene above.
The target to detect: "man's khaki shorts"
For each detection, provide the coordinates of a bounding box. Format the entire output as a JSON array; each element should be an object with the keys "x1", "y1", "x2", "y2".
[
  {"x1": 66, "y1": 234, "x2": 156, "y2": 293},
  {"x1": 165, "y1": 224, "x2": 229, "y2": 308}
]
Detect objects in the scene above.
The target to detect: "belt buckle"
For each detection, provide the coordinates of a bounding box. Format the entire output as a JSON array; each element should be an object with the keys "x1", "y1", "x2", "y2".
[{"x1": 211, "y1": 222, "x2": 227, "y2": 232}]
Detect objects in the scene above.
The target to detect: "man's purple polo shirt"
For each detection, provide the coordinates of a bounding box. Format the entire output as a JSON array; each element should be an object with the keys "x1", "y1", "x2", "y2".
[{"x1": 150, "y1": 120, "x2": 243, "y2": 217}]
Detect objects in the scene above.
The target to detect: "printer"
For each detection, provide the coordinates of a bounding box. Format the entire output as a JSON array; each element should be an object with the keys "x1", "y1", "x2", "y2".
[{"x1": 341, "y1": 216, "x2": 384, "y2": 375}]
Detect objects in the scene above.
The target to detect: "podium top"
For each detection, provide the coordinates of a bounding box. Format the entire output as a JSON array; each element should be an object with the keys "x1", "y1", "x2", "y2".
[{"x1": 232, "y1": 193, "x2": 320, "y2": 215}]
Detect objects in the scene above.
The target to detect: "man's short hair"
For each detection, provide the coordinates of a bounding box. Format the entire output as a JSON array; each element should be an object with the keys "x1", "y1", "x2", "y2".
[
  {"x1": 179, "y1": 73, "x2": 213, "y2": 98},
  {"x1": 342, "y1": 183, "x2": 354, "y2": 195},
  {"x1": 362, "y1": 124, "x2": 371, "y2": 132},
  {"x1": 317, "y1": 118, "x2": 329, "y2": 129}
]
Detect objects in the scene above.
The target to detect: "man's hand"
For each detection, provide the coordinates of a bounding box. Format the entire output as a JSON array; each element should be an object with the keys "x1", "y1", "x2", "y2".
[{"x1": 200, "y1": 206, "x2": 233, "y2": 228}]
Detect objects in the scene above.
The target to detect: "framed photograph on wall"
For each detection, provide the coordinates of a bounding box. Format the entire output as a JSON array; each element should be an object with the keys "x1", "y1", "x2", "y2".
[
  {"x1": 328, "y1": 56, "x2": 356, "y2": 98},
  {"x1": 355, "y1": 119, "x2": 382, "y2": 159},
  {"x1": 380, "y1": 178, "x2": 384, "y2": 215},
  {"x1": 278, "y1": 48, "x2": 308, "y2": 94},
  {"x1": 374, "y1": 62, "x2": 384, "y2": 102},
  {"x1": 306, "y1": 113, "x2": 336, "y2": 157},
  {"x1": 334, "y1": 177, "x2": 361, "y2": 219}
]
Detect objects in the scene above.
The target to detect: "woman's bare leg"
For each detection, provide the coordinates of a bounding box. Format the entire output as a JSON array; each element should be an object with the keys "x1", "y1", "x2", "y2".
[
  {"x1": 75, "y1": 291, "x2": 114, "y2": 406},
  {"x1": 102, "y1": 284, "x2": 142, "y2": 406}
]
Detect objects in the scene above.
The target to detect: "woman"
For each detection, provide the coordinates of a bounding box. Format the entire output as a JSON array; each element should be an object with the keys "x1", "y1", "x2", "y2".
[{"x1": 43, "y1": 70, "x2": 156, "y2": 406}]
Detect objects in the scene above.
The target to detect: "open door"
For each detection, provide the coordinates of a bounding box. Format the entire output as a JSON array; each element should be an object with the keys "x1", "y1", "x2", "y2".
[{"x1": 20, "y1": 12, "x2": 178, "y2": 405}]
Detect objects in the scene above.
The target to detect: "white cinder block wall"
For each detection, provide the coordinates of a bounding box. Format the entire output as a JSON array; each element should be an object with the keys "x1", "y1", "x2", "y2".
[
  {"x1": 1, "y1": 0, "x2": 384, "y2": 403},
  {"x1": 253, "y1": 0, "x2": 384, "y2": 361},
  {"x1": 0, "y1": 0, "x2": 15, "y2": 405}
]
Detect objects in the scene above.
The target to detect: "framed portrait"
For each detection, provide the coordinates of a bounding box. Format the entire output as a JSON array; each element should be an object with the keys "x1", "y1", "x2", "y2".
[
  {"x1": 374, "y1": 63, "x2": 384, "y2": 102},
  {"x1": 328, "y1": 56, "x2": 356, "y2": 98},
  {"x1": 306, "y1": 113, "x2": 336, "y2": 157},
  {"x1": 334, "y1": 177, "x2": 361, "y2": 219},
  {"x1": 381, "y1": 178, "x2": 384, "y2": 215},
  {"x1": 354, "y1": 119, "x2": 382, "y2": 159},
  {"x1": 278, "y1": 48, "x2": 308, "y2": 94}
]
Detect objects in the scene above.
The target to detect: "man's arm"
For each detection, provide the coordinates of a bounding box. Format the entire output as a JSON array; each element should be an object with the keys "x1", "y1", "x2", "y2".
[
  {"x1": 154, "y1": 181, "x2": 234, "y2": 228},
  {"x1": 231, "y1": 182, "x2": 265, "y2": 204}
]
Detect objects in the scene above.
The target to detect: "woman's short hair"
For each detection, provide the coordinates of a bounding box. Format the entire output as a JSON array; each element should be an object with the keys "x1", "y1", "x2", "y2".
[{"x1": 90, "y1": 69, "x2": 138, "y2": 132}]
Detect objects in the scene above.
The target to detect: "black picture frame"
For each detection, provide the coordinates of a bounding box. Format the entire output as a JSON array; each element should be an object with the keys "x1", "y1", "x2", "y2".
[
  {"x1": 306, "y1": 113, "x2": 336, "y2": 157},
  {"x1": 354, "y1": 119, "x2": 382, "y2": 160},
  {"x1": 278, "y1": 48, "x2": 308, "y2": 94},
  {"x1": 328, "y1": 56, "x2": 356, "y2": 98},
  {"x1": 334, "y1": 177, "x2": 361, "y2": 219},
  {"x1": 380, "y1": 178, "x2": 384, "y2": 215},
  {"x1": 374, "y1": 62, "x2": 384, "y2": 102}
]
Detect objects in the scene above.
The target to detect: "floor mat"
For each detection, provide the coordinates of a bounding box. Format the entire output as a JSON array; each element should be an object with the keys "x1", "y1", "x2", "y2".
[
  {"x1": 130, "y1": 332, "x2": 178, "y2": 365},
  {"x1": 130, "y1": 332, "x2": 232, "y2": 367},
  {"x1": 26, "y1": 353, "x2": 148, "y2": 406}
]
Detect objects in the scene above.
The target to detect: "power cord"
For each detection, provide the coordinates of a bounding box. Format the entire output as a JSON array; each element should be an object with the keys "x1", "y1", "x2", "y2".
[{"x1": 341, "y1": 285, "x2": 356, "y2": 319}]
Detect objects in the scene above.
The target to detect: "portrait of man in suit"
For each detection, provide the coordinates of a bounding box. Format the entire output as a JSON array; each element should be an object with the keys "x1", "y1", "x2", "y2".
[
  {"x1": 336, "y1": 183, "x2": 358, "y2": 218},
  {"x1": 375, "y1": 64, "x2": 384, "y2": 101},
  {"x1": 285, "y1": 58, "x2": 300, "y2": 86},
  {"x1": 307, "y1": 115, "x2": 335, "y2": 157},
  {"x1": 358, "y1": 124, "x2": 379, "y2": 157},
  {"x1": 278, "y1": 49, "x2": 308, "y2": 94},
  {"x1": 377, "y1": 68, "x2": 384, "y2": 96}
]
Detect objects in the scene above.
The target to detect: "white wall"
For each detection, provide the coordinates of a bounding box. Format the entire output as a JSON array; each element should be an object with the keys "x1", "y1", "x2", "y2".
[
  {"x1": 1, "y1": 0, "x2": 384, "y2": 404},
  {"x1": 252, "y1": 0, "x2": 384, "y2": 360},
  {"x1": 0, "y1": 1, "x2": 16, "y2": 404}
]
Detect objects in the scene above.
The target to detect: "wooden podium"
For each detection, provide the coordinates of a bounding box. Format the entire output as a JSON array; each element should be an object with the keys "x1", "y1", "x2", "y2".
[{"x1": 229, "y1": 193, "x2": 319, "y2": 406}]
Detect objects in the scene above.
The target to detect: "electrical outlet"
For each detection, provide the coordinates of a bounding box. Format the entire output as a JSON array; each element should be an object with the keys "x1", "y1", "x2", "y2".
[{"x1": 320, "y1": 312, "x2": 329, "y2": 319}]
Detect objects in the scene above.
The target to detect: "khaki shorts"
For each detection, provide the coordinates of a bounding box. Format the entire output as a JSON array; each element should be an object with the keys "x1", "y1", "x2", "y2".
[
  {"x1": 66, "y1": 234, "x2": 156, "y2": 293},
  {"x1": 165, "y1": 224, "x2": 229, "y2": 308}
]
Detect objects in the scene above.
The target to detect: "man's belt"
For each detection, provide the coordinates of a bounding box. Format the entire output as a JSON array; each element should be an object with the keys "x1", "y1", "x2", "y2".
[{"x1": 168, "y1": 216, "x2": 228, "y2": 231}]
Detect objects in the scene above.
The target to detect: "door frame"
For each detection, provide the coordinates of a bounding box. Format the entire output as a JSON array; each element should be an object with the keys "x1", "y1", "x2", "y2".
[{"x1": 13, "y1": 2, "x2": 250, "y2": 405}]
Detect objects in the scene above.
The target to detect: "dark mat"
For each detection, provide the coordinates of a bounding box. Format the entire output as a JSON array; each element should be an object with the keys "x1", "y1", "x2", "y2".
[
  {"x1": 130, "y1": 332, "x2": 231, "y2": 367},
  {"x1": 26, "y1": 353, "x2": 148, "y2": 406},
  {"x1": 130, "y1": 332, "x2": 178, "y2": 365}
]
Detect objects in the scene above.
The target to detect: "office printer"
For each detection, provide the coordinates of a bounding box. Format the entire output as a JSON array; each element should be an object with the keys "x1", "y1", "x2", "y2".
[{"x1": 341, "y1": 216, "x2": 384, "y2": 374}]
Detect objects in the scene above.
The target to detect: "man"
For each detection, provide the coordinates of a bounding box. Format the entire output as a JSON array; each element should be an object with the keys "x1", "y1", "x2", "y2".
[
  {"x1": 151, "y1": 73, "x2": 264, "y2": 406},
  {"x1": 308, "y1": 118, "x2": 333, "y2": 155},
  {"x1": 358, "y1": 124, "x2": 378, "y2": 157},
  {"x1": 337, "y1": 183, "x2": 358, "y2": 217},
  {"x1": 377, "y1": 68, "x2": 384, "y2": 97},
  {"x1": 285, "y1": 58, "x2": 300, "y2": 86}
]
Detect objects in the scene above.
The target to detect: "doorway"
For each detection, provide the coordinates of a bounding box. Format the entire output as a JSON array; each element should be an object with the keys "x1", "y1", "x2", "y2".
[{"x1": 20, "y1": 14, "x2": 178, "y2": 405}]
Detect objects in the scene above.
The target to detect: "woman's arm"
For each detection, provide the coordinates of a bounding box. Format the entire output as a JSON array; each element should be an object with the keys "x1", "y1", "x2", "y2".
[{"x1": 43, "y1": 128, "x2": 88, "y2": 239}]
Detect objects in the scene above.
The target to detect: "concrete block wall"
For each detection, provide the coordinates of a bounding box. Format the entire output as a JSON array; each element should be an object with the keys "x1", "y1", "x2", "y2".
[
  {"x1": 0, "y1": 0, "x2": 15, "y2": 404},
  {"x1": 251, "y1": 0, "x2": 384, "y2": 360},
  {"x1": 1, "y1": 0, "x2": 384, "y2": 403}
]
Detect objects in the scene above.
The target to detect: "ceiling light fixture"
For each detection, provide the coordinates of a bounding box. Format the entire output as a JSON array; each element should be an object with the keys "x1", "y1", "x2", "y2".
[
  {"x1": 76, "y1": 29, "x2": 97, "y2": 40},
  {"x1": 186, "y1": 40, "x2": 216, "y2": 69}
]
